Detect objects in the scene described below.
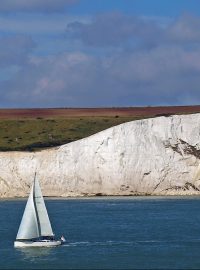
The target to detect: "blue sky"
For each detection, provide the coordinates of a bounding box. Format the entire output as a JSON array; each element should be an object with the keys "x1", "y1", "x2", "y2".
[
  {"x1": 69, "y1": 0, "x2": 200, "y2": 17},
  {"x1": 0, "y1": 0, "x2": 200, "y2": 108}
]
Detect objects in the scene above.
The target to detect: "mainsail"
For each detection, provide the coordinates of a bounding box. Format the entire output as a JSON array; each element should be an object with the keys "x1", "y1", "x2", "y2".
[{"x1": 16, "y1": 174, "x2": 54, "y2": 240}]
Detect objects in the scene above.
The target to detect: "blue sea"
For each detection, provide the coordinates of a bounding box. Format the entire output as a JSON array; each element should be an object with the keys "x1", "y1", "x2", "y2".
[{"x1": 1, "y1": 196, "x2": 200, "y2": 269}]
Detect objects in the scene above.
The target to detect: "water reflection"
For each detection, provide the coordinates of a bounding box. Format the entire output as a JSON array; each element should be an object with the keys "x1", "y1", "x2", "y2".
[{"x1": 17, "y1": 247, "x2": 53, "y2": 261}]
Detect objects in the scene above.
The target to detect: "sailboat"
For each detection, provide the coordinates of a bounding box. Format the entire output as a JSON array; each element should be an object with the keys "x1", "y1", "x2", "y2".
[{"x1": 14, "y1": 173, "x2": 63, "y2": 247}]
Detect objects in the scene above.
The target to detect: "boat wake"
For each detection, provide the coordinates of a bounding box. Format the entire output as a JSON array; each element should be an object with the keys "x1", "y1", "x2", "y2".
[
  {"x1": 62, "y1": 239, "x2": 200, "y2": 247},
  {"x1": 62, "y1": 240, "x2": 140, "y2": 247}
]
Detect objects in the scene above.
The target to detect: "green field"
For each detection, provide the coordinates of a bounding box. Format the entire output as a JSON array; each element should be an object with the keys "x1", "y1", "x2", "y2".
[{"x1": 0, "y1": 116, "x2": 144, "y2": 151}]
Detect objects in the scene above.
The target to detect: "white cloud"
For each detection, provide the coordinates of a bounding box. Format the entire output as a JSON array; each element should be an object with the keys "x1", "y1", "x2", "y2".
[
  {"x1": 66, "y1": 12, "x2": 162, "y2": 47},
  {"x1": 2, "y1": 45, "x2": 200, "y2": 107},
  {"x1": 167, "y1": 13, "x2": 200, "y2": 42},
  {"x1": 1, "y1": 12, "x2": 200, "y2": 107},
  {"x1": 66, "y1": 12, "x2": 200, "y2": 48}
]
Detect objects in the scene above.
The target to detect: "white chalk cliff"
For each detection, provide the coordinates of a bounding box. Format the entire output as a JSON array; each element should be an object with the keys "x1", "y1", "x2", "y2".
[{"x1": 0, "y1": 113, "x2": 200, "y2": 198}]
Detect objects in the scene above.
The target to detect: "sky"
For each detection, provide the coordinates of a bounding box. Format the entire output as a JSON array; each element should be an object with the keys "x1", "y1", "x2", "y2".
[{"x1": 1, "y1": 0, "x2": 200, "y2": 108}]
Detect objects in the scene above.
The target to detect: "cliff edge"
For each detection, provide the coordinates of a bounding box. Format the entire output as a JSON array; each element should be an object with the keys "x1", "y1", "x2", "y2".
[{"x1": 0, "y1": 113, "x2": 200, "y2": 197}]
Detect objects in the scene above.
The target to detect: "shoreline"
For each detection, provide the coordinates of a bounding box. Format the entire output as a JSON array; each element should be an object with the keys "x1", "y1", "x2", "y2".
[{"x1": 1, "y1": 194, "x2": 200, "y2": 201}]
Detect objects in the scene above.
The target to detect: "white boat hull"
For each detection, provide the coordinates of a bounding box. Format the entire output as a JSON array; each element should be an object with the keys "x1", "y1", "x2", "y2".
[{"x1": 14, "y1": 240, "x2": 62, "y2": 248}]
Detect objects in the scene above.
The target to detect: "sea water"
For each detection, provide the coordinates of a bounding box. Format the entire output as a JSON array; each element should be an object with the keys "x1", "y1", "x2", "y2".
[{"x1": 0, "y1": 196, "x2": 200, "y2": 269}]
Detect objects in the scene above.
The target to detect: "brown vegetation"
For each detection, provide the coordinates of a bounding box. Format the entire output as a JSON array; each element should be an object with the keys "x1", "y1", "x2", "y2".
[{"x1": 0, "y1": 105, "x2": 200, "y2": 119}]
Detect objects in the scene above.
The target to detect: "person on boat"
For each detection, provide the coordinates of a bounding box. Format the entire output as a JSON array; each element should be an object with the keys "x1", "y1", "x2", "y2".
[{"x1": 61, "y1": 235, "x2": 66, "y2": 243}]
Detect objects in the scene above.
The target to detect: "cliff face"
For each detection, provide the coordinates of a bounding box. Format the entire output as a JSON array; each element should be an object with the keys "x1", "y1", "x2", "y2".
[{"x1": 0, "y1": 113, "x2": 200, "y2": 198}]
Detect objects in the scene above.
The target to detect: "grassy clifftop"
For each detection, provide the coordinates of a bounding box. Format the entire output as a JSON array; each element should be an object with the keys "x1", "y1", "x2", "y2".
[
  {"x1": 0, "y1": 116, "x2": 140, "y2": 151},
  {"x1": 0, "y1": 106, "x2": 200, "y2": 151}
]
